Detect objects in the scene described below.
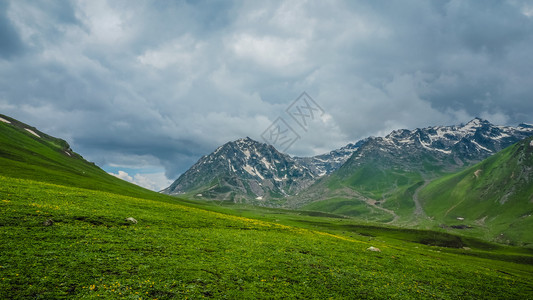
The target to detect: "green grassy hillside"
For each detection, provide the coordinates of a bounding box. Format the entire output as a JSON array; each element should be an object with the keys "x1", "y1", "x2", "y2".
[
  {"x1": 336, "y1": 165, "x2": 424, "y2": 218},
  {"x1": 420, "y1": 137, "x2": 533, "y2": 246},
  {"x1": 292, "y1": 152, "x2": 443, "y2": 224},
  {"x1": 0, "y1": 114, "x2": 170, "y2": 201},
  {"x1": 2, "y1": 114, "x2": 533, "y2": 298}
]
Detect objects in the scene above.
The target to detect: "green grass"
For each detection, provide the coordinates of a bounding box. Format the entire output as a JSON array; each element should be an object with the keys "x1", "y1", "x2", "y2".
[
  {"x1": 302, "y1": 197, "x2": 389, "y2": 219},
  {"x1": 341, "y1": 165, "x2": 423, "y2": 200},
  {"x1": 2, "y1": 175, "x2": 533, "y2": 299}
]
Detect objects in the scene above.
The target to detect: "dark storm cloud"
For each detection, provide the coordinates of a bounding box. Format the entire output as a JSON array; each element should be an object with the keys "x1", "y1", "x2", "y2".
[
  {"x1": 1, "y1": 0, "x2": 533, "y2": 189},
  {"x1": 414, "y1": 0, "x2": 533, "y2": 122},
  {"x1": 0, "y1": 2, "x2": 24, "y2": 58}
]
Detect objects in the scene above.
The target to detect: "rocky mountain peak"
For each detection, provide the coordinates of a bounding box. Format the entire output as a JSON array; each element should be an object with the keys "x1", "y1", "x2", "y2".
[{"x1": 162, "y1": 137, "x2": 316, "y2": 202}]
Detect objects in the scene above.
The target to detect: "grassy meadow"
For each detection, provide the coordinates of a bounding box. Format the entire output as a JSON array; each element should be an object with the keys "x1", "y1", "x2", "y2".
[{"x1": 1, "y1": 175, "x2": 533, "y2": 299}]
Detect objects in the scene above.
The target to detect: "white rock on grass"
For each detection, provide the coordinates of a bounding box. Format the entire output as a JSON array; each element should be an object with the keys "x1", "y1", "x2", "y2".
[
  {"x1": 367, "y1": 246, "x2": 381, "y2": 252},
  {"x1": 125, "y1": 217, "x2": 138, "y2": 224}
]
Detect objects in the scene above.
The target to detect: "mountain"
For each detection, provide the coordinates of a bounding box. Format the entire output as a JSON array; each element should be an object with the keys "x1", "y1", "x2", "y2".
[
  {"x1": 289, "y1": 118, "x2": 533, "y2": 219},
  {"x1": 294, "y1": 139, "x2": 367, "y2": 176},
  {"x1": 419, "y1": 136, "x2": 533, "y2": 246},
  {"x1": 162, "y1": 137, "x2": 316, "y2": 203},
  {"x1": 164, "y1": 118, "x2": 533, "y2": 211}
]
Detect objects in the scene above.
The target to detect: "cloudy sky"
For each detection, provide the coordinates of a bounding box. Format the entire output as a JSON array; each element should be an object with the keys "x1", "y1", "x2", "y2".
[{"x1": 1, "y1": 0, "x2": 533, "y2": 191}]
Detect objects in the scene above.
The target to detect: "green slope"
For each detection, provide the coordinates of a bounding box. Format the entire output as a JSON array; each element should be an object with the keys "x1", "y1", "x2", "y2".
[
  {"x1": 420, "y1": 137, "x2": 533, "y2": 246},
  {"x1": 291, "y1": 142, "x2": 456, "y2": 223},
  {"x1": 336, "y1": 162, "x2": 424, "y2": 218},
  {"x1": 2, "y1": 114, "x2": 533, "y2": 298},
  {"x1": 292, "y1": 160, "x2": 426, "y2": 223},
  {"x1": 0, "y1": 114, "x2": 169, "y2": 201}
]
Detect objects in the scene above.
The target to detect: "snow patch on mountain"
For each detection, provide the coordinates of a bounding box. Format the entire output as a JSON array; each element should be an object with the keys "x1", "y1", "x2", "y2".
[
  {"x1": 25, "y1": 128, "x2": 40, "y2": 138},
  {"x1": 228, "y1": 159, "x2": 236, "y2": 173},
  {"x1": 261, "y1": 157, "x2": 273, "y2": 170}
]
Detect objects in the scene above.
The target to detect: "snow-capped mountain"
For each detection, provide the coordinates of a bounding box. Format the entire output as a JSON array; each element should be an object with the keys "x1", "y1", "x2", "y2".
[
  {"x1": 288, "y1": 118, "x2": 533, "y2": 211},
  {"x1": 163, "y1": 118, "x2": 533, "y2": 206},
  {"x1": 343, "y1": 118, "x2": 533, "y2": 172},
  {"x1": 294, "y1": 139, "x2": 368, "y2": 176},
  {"x1": 161, "y1": 137, "x2": 316, "y2": 202}
]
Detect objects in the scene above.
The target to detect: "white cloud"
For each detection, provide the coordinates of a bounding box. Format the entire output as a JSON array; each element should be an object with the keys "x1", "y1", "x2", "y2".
[
  {"x1": 132, "y1": 173, "x2": 173, "y2": 192},
  {"x1": 75, "y1": 1, "x2": 132, "y2": 45},
  {"x1": 109, "y1": 170, "x2": 132, "y2": 182},
  {"x1": 480, "y1": 111, "x2": 509, "y2": 125},
  {"x1": 520, "y1": 4, "x2": 533, "y2": 17},
  {"x1": 109, "y1": 170, "x2": 172, "y2": 191},
  {"x1": 230, "y1": 33, "x2": 309, "y2": 73}
]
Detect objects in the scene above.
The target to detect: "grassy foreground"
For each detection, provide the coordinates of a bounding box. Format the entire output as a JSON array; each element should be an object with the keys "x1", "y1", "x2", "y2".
[{"x1": 1, "y1": 175, "x2": 533, "y2": 299}]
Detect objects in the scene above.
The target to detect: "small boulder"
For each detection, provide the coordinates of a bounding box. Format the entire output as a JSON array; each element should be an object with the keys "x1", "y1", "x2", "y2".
[
  {"x1": 125, "y1": 217, "x2": 138, "y2": 224},
  {"x1": 367, "y1": 246, "x2": 381, "y2": 252},
  {"x1": 43, "y1": 219, "x2": 54, "y2": 226}
]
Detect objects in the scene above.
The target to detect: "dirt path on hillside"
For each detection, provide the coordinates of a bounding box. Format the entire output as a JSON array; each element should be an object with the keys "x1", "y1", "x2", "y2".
[
  {"x1": 413, "y1": 180, "x2": 430, "y2": 217},
  {"x1": 444, "y1": 198, "x2": 465, "y2": 217},
  {"x1": 356, "y1": 191, "x2": 399, "y2": 223},
  {"x1": 324, "y1": 187, "x2": 399, "y2": 223},
  {"x1": 375, "y1": 201, "x2": 399, "y2": 224}
]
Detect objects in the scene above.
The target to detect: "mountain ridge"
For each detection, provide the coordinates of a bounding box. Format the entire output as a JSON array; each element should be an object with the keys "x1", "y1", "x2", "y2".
[{"x1": 163, "y1": 118, "x2": 533, "y2": 208}]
